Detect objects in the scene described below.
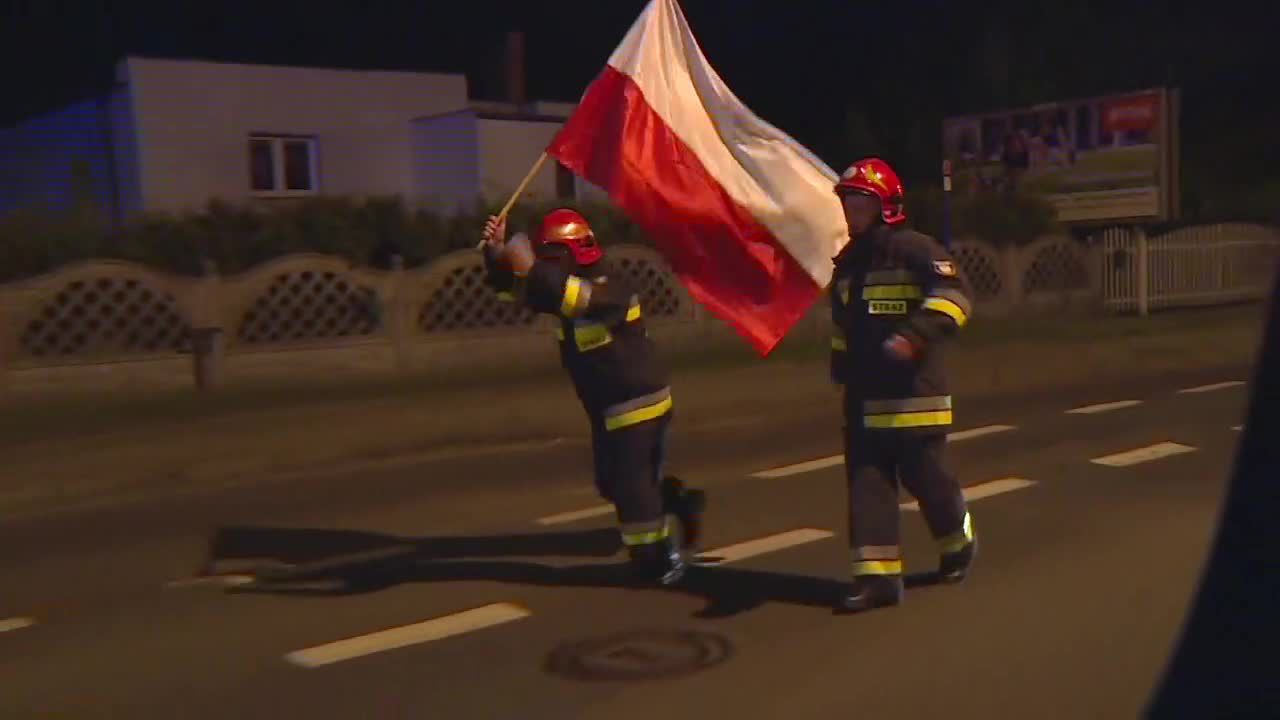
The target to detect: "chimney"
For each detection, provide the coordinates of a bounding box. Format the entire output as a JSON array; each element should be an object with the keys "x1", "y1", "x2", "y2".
[{"x1": 505, "y1": 31, "x2": 527, "y2": 109}]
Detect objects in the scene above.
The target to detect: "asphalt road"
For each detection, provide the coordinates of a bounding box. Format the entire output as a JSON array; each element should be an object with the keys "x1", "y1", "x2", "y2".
[{"x1": 0, "y1": 364, "x2": 1255, "y2": 719}]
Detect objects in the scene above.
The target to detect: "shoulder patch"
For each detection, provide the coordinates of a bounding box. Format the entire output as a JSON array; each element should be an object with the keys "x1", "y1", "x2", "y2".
[{"x1": 932, "y1": 260, "x2": 958, "y2": 277}]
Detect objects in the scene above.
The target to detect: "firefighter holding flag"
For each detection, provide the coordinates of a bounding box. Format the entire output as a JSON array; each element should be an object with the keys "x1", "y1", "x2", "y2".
[{"x1": 481, "y1": 210, "x2": 705, "y2": 587}]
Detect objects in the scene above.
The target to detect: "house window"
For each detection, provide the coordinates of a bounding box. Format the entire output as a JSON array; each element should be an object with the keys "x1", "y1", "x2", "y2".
[{"x1": 249, "y1": 135, "x2": 318, "y2": 195}]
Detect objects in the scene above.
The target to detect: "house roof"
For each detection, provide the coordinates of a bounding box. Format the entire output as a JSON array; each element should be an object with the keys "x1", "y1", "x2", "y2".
[{"x1": 117, "y1": 54, "x2": 464, "y2": 83}]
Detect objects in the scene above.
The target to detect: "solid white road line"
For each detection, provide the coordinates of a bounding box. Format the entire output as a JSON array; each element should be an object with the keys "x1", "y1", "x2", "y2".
[
  {"x1": 1066, "y1": 400, "x2": 1143, "y2": 415},
  {"x1": 750, "y1": 424, "x2": 1017, "y2": 479},
  {"x1": 698, "y1": 528, "x2": 835, "y2": 564},
  {"x1": 285, "y1": 603, "x2": 531, "y2": 669},
  {"x1": 536, "y1": 504, "x2": 615, "y2": 526},
  {"x1": 1178, "y1": 381, "x2": 1244, "y2": 394},
  {"x1": 900, "y1": 478, "x2": 1037, "y2": 511},
  {"x1": 0, "y1": 617, "x2": 35, "y2": 634},
  {"x1": 1091, "y1": 442, "x2": 1197, "y2": 467}
]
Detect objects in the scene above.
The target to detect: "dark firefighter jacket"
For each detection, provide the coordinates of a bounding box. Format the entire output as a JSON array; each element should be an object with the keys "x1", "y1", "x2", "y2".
[
  {"x1": 829, "y1": 223, "x2": 974, "y2": 433},
  {"x1": 483, "y1": 247, "x2": 672, "y2": 432}
]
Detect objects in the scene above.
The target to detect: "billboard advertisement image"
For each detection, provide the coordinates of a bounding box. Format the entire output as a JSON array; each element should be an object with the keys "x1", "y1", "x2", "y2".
[{"x1": 943, "y1": 87, "x2": 1179, "y2": 224}]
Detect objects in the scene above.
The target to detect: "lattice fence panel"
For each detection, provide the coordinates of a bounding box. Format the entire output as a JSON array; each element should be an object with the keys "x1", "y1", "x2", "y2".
[
  {"x1": 19, "y1": 277, "x2": 190, "y2": 358},
  {"x1": 608, "y1": 253, "x2": 686, "y2": 319},
  {"x1": 1023, "y1": 241, "x2": 1090, "y2": 293},
  {"x1": 237, "y1": 271, "x2": 379, "y2": 344},
  {"x1": 418, "y1": 260, "x2": 536, "y2": 334},
  {"x1": 951, "y1": 243, "x2": 1003, "y2": 300}
]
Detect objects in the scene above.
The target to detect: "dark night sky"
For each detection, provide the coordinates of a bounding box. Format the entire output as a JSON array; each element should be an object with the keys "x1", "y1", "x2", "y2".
[{"x1": 2, "y1": 0, "x2": 1276, "y2": 196}]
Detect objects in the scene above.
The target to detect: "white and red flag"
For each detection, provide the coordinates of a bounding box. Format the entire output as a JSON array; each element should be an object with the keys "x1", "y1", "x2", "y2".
[{"x1": 546, "y1": 0, "x2": 848, "y2": 355}]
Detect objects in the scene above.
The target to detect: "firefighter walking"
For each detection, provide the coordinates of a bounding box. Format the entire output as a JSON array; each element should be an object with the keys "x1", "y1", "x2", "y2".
[
  {"x1": 828, "y1": 158, "x2": 978, "y2": 613},
  {"x1": 481, "y1": 208, "x2": 704, "y2": 586}
]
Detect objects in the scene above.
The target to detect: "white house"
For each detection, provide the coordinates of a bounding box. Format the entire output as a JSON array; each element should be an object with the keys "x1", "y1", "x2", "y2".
[
  {"x1": 0, "y1": 55, "x2": 602, "y2": 223},
  {"x1": 412, "y1": 99, "x2": 605, "y2": 214}
]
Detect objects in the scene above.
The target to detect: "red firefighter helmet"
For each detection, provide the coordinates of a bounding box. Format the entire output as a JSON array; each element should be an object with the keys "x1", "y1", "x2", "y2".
[
  {"x1": 537, "y1": 208, "x2": 603, "y2": 266},
  {"x1": 834, "y1": 157, "x2": 907, "y2": 225}
]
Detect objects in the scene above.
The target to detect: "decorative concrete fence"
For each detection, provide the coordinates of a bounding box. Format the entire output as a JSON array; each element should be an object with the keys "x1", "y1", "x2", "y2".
[
  {"x1": 0, "y1": 222, "x2": 1273, "y2": 393},
  {"x1": 0, "y1": 244, "x2": 700, "y2": 394}
]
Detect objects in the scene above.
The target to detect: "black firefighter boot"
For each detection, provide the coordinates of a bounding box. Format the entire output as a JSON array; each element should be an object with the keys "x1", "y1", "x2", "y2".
[
  {"x1": 627, "y1": 517, "x2": 688, "y2": 587},
  {"x1": 938, "y1": 536, "x2": 978, "y2": 584},
  {"x1": 661, "y1": 476, "x2": 706, "y2": 551},
  {"x1": 836, "y1": 575, "x2": 904, "y2": 614}
]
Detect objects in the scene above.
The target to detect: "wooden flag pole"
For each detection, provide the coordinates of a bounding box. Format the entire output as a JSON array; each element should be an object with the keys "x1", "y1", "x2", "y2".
[{"x1": 476, "y1": 151, "x2": 551, "y2": 249}]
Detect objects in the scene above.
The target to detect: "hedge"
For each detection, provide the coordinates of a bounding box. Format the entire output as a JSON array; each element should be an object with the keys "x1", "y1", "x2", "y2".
[
  {"x1": 906, "y1": 185, "x2": 1061, "y2": 247},
  {"x1": 0, "y1": 195, "x2": 657, "y2": 282},
  {"x1": 0, "y1": 190, "x2": 1060, "y2": 283}
]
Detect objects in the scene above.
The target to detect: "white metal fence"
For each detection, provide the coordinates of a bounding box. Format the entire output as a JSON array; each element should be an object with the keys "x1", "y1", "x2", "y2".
[{"x1": 1099, "y1": 223, "x2": 1280, "y2": 314}]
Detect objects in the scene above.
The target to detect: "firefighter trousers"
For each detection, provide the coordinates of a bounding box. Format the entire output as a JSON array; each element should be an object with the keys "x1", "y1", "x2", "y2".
[
  {"x1": 843, "y1": 423, "x2": 972, "y2": 576},
  {"x1": 589, "y1": 411, "x2": 672, "y2": 546}
]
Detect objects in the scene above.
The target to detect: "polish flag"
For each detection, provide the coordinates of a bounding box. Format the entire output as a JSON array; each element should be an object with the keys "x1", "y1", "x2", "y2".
[{"x1": 546, "y1": 0, "x2": 849, "y2": 356}]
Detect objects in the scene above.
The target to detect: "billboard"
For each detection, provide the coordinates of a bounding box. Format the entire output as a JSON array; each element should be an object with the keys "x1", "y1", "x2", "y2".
[{"x1": 943, "y1": 87, "x2": 1180, "y2": 224}]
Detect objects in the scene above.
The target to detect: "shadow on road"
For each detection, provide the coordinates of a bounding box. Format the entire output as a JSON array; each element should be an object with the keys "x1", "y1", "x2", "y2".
[{"x1": 194, "y1": 524, "x2": 943, "y2": 618}]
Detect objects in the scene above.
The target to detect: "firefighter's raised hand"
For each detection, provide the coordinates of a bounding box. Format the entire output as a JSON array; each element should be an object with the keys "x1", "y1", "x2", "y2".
[
  {"x1": 504, "y1": 232, "x2": 535, "y2": 277},
  {"x1": 482, "y1": 214, "x2": 507, "y2": 249}
]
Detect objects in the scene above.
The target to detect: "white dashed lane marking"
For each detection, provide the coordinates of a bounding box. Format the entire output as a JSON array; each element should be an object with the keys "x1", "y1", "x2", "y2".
[
  {"x1": 1065, "y1": 400, "x2": 1143, "y2": 415},
  {"x1": 285, "y1": 603, "x2": 531, "y2": 668},
  {"x1": 695, "y1": 528, "x2": 834, "y2": 564},
  {"x1": 900, "y1": 478, "x2": 1036, "y2": 511},
  {"x1": 1091, "y1": 442, "x2": 1197, "y2": 467},
  {"x1": 1177, "y1": 381, "x2": 1244, "y2": 394},
  {"x1": 536, "y1": 505, "x2": 615, "y2": 526},
  {"x1": 0, "y1": 617, "x2": 35, "y2": 634},
  {"x1": 948, "y1": 424, "x2": 1018, "y2": 441},
  {"x1": 285, "y1": 528, "x2": 839, "y2": 667},
  {"x1": 750, "y1": 455, "x2": 844, "y2": 479},
  {"x1": 750, "y1": 424, "x2": 1017, "y2": 479},
  {"x1": 1232, "y1": 425, "x2": 1244, "y2": 432}
]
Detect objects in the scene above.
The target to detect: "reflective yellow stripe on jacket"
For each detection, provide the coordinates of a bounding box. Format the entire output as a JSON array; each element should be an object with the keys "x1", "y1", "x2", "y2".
[
  {"x1": 864, "y1": 269, "x2": 916, "y2": 284},
  {"x1": 558, "y1": 322, "x2": 611, "y2": 351},
  {"x1": 862, "y1": 284, "x2": 923, "y2": 300},
  {"x1": 921, "y1": 288, "x2": 972, "y2": 327},
  {"x1": 560, "y1": 276, "x2": 592, "y2": 317},
  {"x1": 555, "y1": 296, "x2": 643, "y2": 350},
  {"x1": 831, "y1": 327, "x2": 847, "y2": 352}
]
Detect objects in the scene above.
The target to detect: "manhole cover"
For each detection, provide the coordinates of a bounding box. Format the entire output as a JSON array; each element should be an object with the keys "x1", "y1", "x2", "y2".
[{"x1": 544, "y1": 628, "x2": 733, "y2": 682}]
